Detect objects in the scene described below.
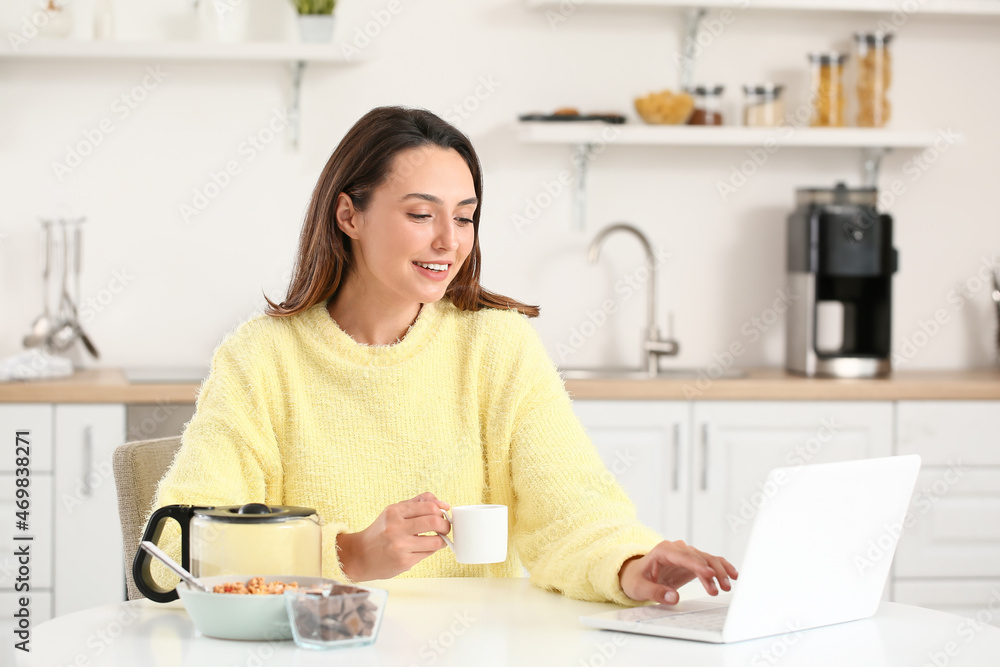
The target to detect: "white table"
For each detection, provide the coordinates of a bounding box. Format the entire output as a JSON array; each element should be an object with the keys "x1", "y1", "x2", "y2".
[{"x1": 14, "y1": 578, "x2": 1000, "y2": 666}]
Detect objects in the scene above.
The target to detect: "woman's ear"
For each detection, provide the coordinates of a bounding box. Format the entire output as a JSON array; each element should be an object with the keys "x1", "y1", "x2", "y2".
[{"x1": 334, "y1": 192, "x2": 362, "y2": 239}]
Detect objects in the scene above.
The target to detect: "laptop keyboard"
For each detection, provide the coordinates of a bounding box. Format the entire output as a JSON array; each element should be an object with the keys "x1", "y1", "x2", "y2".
[{"x1": 639, "y1": 607, "x2": 729, "y2": 631}]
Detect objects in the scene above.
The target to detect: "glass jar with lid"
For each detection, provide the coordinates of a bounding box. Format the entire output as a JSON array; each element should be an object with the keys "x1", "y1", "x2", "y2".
[
  {"x1": 743, "y1": 84, "x2": 785, "y2": 127},
  {"x1": 685, "y1": 85, "x2": 725, "y2": 126},
  {"x1": 854, "y1": 31, "x2": 894, "y2": 127},
  {"x1": 808, "y1": 52, "x2": 848, "y2": 127}
]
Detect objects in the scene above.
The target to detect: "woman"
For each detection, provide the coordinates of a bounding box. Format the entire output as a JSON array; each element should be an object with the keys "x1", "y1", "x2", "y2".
[{"x1": 152, "y1": 106, "x2": 737, "y2": 606}]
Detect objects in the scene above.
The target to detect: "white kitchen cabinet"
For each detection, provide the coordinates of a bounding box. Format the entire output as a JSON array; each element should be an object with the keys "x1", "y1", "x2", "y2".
[
  {"x1": 0, "y1": 591, "x2": 53, "y2": 651},
  {"x1": 689, "y1": 402, "x2": 894, "y2": 568},
  {"x1": 0, "y1": 404, "x2": 53, "y2": 473},
  {"x1": 894, "y1": 469, "x2": 1000, "y2": 578},
  {"x1": 0, "y1": 405, "x2": 54, "y2": 626},
  {"x1": 572, "y1": 401, "x2": 689, "y2": 541},
  {"x1": 894, "y1": 580, "x2": 1000, "y2": 628},
  {"x1": 897, "y1": 401, "x2": 1000, "y2": 466},
  {"x1": 0, "y1": 475, "x2": 53, "y2": 590},
  {"x1": 894, "y1": 401, "x2": 1000, "y2": 620},
  {"x1": 53, "y1": 404, "x2": 126, "y2": 617}
]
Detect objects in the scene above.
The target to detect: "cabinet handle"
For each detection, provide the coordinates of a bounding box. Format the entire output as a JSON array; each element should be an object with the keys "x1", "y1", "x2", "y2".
[
  {"x1": 700, "y1": 424, "x2": 709, "y2": 492},
  {"x1": 81, "y1": 425, "x2": 93, "y2": 498},
  {"x1": 671, "y1": 423, "x2": 680, "y2": 492}
]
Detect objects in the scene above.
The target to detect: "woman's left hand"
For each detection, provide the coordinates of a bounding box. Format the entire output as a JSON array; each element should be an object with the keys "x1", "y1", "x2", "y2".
[{"x1": 618, "y1": 540, "x2": 739, "y2": 605}]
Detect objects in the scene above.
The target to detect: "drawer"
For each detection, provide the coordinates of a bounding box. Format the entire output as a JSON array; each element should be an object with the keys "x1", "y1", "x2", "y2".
[
  {"x1": 897, "y1": 401, "x2": 1000, "y2": 465},
  {"x1": 894, "y1": 579, "x2": 1000, "y2": 627},
  {"x1": 0, "y1": 474, "x2": 53, "y2": 589},
  {"x1": 0, "y1": 405, "x2": 53, "y2": 473},
  {"x1": 0, "y1": 591, "x2": 52, "y2": 650},
  {"x1": 895, "y1": 468, "x2": 1000, "y2": 578}
]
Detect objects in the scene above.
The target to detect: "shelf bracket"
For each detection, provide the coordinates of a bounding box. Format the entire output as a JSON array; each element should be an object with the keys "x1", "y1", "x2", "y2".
[
  {"x1": 571, "y1": 142, "x2": 597, "y2": 232},
  {"x1": 680, "y1": 8, "x2": 707, "y2": 91},
  {"x1": 288, "y1": 60, "x2": 305, "y2": 150},
  {"x1": 862, "y1": 146, "x2": 889, "y2": 188}
]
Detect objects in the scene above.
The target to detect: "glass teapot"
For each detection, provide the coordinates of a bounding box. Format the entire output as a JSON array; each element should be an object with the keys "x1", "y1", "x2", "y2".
[{"x1": 133, "y1": 503, "x2": 322, "y2": 602}]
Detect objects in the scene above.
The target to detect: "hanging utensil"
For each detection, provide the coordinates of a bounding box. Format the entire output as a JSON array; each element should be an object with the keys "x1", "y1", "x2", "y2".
[
  {"x1": 71, "y1": 222, "x2": 99, "y2": 359},
  {"x1": 46, "y1": 221, "x2": 79, "y2": 353},
  {"x1": 45, "y1": 219, "x2": 99, "y2": 359},
  {"x1": 23, "y1": 220, "x2": 55, "y2": 349}
]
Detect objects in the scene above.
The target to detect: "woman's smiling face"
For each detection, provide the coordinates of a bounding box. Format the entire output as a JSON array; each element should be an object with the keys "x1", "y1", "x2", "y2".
[{"x1": 340, "y1": 145, "x2": 478, "y2": 307}]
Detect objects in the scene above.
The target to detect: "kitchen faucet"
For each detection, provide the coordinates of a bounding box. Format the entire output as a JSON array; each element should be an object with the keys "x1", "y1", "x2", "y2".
[{"x1": 588, "y1": 223, "x2": 679, "y2": 375}]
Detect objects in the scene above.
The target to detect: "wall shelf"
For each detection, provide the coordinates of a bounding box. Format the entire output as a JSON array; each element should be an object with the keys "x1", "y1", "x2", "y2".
[
  {"x1": 0, "y1": 40, "x2": 359, "y2": 148},
  {"x1": 518, "y1": 121, "x2": 964, "y2": 230},
  {"x1": 0, "y1": 39, "x2": 352, "y2": 62},
  {"x1": 518, "y1": 122, "x2": 952, "y2": 150},
  {"x1": 526, "y1": 0, "x2": 1000, "y2": 16}
]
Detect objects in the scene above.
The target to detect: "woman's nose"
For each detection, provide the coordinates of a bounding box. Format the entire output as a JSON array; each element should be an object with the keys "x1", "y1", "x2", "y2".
[{"x1": 433, "y1": 219, "x2": 459, "y2": 251}]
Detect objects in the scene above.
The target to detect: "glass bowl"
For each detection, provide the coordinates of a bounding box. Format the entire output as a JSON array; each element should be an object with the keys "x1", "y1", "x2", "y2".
[{"x1": 284, "y1": 583, "x2": 388, "y2": 650}]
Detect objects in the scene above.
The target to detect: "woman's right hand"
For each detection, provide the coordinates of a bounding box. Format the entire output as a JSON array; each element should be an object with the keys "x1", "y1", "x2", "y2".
[{"x1": 337, "y1": 492, "x2": 452, "y2": 581}]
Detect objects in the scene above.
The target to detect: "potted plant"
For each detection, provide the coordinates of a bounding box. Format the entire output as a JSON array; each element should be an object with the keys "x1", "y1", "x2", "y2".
[{"x1": 292, "y1": 0, "x2": 336, "y2": 43}]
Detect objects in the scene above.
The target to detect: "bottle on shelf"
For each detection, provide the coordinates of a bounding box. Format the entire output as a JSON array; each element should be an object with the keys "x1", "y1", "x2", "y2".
[
  {"x1": 854, "y1": 31, "x2": 894, "y2": 127},
  {"x1": 743, "y1": 84, "x2": 785, "y2": 127},
  {"x1": 808, "y1": 52, "x2": 848, "y2": 127},
  {"x1": 685, "y1": 85, "x2": 725, "y2": 126}
]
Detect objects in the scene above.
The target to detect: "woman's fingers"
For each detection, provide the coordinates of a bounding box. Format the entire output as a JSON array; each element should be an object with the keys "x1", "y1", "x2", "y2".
[
  {"x1": 406, "y1": 493, "x2": 451, "y2": 510},
  {"x1": 704, "y1": 554, "x2": 732, "y2": 591},
  {"x1": 409, "y1": 512, "x2": 452, "y2": 537},
  {"x1": 628, "y1": 574, "x2": 680, "y2": 605},
  {"x1": 398, "y1": 500, "x2": 449, "y2": 520},
  {"x1": 407, "y1": 534, "x2": 450, "y2": 554},
  {"x1": 651, "y1": 542, "x2": 721, "y2": 595},
  {"x1": 622, "y1": 541, "x2": 740, "y2": 605},
  {"x1": 664, "y1": 548, "x2": 718, "y2": 593}
]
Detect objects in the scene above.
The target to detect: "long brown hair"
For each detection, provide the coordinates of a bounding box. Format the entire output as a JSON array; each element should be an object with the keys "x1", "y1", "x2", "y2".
[{"x1": 264, "y1": 106, "x2": 539, "y2": 318}]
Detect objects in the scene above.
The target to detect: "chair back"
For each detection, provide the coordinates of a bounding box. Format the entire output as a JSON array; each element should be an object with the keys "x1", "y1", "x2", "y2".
[{"x1": 112, "y1": 436, "x2": 182, "y2": 600}]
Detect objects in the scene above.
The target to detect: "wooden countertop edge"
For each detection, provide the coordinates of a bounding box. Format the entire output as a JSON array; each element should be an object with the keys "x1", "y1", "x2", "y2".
[
  {"x1": 564, "y1": 378, "x2": 1000, "y2": 401},
  {"x1": 0, "y1": 367, "x2": 998, "y2": 403}
]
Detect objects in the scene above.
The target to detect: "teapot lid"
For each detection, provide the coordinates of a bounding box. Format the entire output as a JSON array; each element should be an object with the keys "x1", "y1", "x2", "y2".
[{"x1": 193, "y1": 503, "x2": 317, "y2": 523}]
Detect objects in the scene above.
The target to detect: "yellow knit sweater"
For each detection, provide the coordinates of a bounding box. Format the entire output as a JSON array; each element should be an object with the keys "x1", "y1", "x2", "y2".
[{"x1": 151, "y1": 297, "x2": 662, "y2": 605}]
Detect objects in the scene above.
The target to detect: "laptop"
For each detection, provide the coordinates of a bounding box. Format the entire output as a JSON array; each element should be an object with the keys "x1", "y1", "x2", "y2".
[{"x1": 581, "y1": 454, "x2": 921, "y2": 644}]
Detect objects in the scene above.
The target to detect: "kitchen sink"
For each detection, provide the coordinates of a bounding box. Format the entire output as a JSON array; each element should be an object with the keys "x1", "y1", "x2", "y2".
[{"x1": 559, "y1": 367, "x2": 746, "y2": 380}]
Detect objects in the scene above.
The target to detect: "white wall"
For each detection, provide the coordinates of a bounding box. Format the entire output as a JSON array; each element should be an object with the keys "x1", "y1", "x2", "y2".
[{"x1": 1, "y1": 0, "x2": 998, "y2": 372}]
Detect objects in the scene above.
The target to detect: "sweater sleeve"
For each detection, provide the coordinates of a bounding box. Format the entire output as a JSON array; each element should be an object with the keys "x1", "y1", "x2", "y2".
[
  {"x1": 144, "y1": 334, "x2": 282, "y2": 588},
  {"x1": 506, "y1": 319, "x2": 663, "y2": 606},
  {"x1": 146, "y1": 332, "x2": 354, "y2": 587}
]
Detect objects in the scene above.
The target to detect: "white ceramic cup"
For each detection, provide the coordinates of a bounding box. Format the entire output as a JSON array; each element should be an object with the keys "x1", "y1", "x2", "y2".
[{"x1": 438, "y1": 505, "x2": 508, "y2": 564}]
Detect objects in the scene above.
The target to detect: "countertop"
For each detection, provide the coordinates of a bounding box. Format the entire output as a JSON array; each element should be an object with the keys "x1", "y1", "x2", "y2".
[{"x1": 1, "y1": 367, "x2": 999, "y2": 403}]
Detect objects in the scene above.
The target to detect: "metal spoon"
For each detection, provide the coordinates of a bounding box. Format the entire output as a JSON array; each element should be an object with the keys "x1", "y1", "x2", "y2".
[
  {"x1": 139, "y1": 541, "x2": 211, "y2": 593},
  {"x1": 23, "y1": 221, "x2": 54, "y2": 348},
  {"x1": 46, "y1": 222, "x2": 78, "y2": 353}
]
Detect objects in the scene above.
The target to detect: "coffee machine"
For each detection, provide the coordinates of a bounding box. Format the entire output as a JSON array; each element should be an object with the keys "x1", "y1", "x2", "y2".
[{"x1": 786, "y1": 182, "x2": 898, "y2": 378}]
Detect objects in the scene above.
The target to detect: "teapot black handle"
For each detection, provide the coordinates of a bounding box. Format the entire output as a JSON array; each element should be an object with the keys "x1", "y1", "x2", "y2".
[{"x1": 132, "y1": 504, "x2": 198, "y2": 603}]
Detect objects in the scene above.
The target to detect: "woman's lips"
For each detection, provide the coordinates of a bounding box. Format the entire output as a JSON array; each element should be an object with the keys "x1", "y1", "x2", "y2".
[{"x1": 412, "y1": 261, "x2": 451, "y2": 282}]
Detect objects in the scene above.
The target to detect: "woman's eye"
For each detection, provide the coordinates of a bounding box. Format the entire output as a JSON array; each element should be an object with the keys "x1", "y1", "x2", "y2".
[
  {"x1": 456, "y1": 217, "x2": 473, "y2": 225},
  {"x1": 407, "y1": 213, "x2": 431, "y2": 220}
]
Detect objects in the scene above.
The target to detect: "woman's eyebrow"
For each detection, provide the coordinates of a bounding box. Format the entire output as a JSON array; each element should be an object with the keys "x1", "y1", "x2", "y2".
[{"x1": 400, "y1": 193, "x2": 478, "y2": 206}]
